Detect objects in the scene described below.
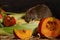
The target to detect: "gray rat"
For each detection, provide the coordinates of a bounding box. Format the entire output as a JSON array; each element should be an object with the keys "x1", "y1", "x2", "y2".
[{"x1": 24, "y1": 4, "x2": 53, "y2": 23}]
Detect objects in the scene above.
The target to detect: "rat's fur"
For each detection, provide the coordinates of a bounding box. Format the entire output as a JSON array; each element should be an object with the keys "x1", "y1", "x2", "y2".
[{"x1": 25, "y1": 4, "x2": 53, "y2": 22}]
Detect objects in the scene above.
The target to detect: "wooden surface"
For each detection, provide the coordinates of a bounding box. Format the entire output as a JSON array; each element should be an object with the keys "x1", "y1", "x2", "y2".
[{"x1": 0, "y1": 35, "x2": 60, "y2": 40}]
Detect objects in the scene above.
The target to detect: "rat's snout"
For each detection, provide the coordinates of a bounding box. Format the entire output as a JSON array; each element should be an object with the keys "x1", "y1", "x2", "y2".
[{"x1": 24, "y1": 16, "x2": 30, "y2": 23}]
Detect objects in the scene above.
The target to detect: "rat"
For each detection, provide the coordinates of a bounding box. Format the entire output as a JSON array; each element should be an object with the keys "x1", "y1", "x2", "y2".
[{"x1": 24, "y1": 4, "x2": 53, "y2": 23}]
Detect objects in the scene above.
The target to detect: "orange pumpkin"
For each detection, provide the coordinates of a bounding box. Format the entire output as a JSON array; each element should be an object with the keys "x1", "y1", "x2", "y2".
[
  {"x1": 37, "y1": 17, "x2": 60, "y2": 38},
  {"x1": 14, "y1": 29, "x2": 32, "y2": 40}
]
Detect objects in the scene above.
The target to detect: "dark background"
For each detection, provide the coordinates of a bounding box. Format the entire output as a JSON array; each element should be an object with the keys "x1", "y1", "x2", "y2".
[{"x1": 0, "y1": 0, "x2": 60, "y2": 19}]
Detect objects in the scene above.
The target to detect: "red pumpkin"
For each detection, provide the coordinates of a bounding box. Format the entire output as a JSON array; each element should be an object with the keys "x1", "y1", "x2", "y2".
[
  {"x1": 3, "y1": 15, "x2": 16, "y2": 27},
  {"x1": 0, "y1": 14, "x2": 2, "y2": 19},
  {"x1": 37, "y1": 17, "x2": 60, "y2": 38}
]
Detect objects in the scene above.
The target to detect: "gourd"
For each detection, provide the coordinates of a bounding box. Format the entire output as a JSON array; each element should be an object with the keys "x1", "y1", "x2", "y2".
[
  {"x1": 37, "y1": 17, "x2": 60, "y2": 38},
  {"x1": 14, "y1": 29, "x2": 32, "y2": 40}
]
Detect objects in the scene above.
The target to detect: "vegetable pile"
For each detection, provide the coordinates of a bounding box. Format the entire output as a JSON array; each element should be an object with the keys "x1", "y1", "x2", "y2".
[
  {"x1": 0, "y1": 9, "x2": 40, "y2": 39},
  {"x1": 0, "y1": 9, "x2": 60, "y2": 39}
]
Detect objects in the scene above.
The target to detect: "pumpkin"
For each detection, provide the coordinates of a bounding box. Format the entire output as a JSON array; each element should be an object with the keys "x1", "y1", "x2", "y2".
[
  {"x1": 3, "y1": 15, "x2": 16, "y2": 27},
  {"x1": 14, "y1": 29, "x2": 32, "y2": 40},
  {"x1": 0, "y1": 14, "x2": 2, "y2": 19},
  {"x1": 37, "y1": 17, "x2": 60, "y2": 38}
]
